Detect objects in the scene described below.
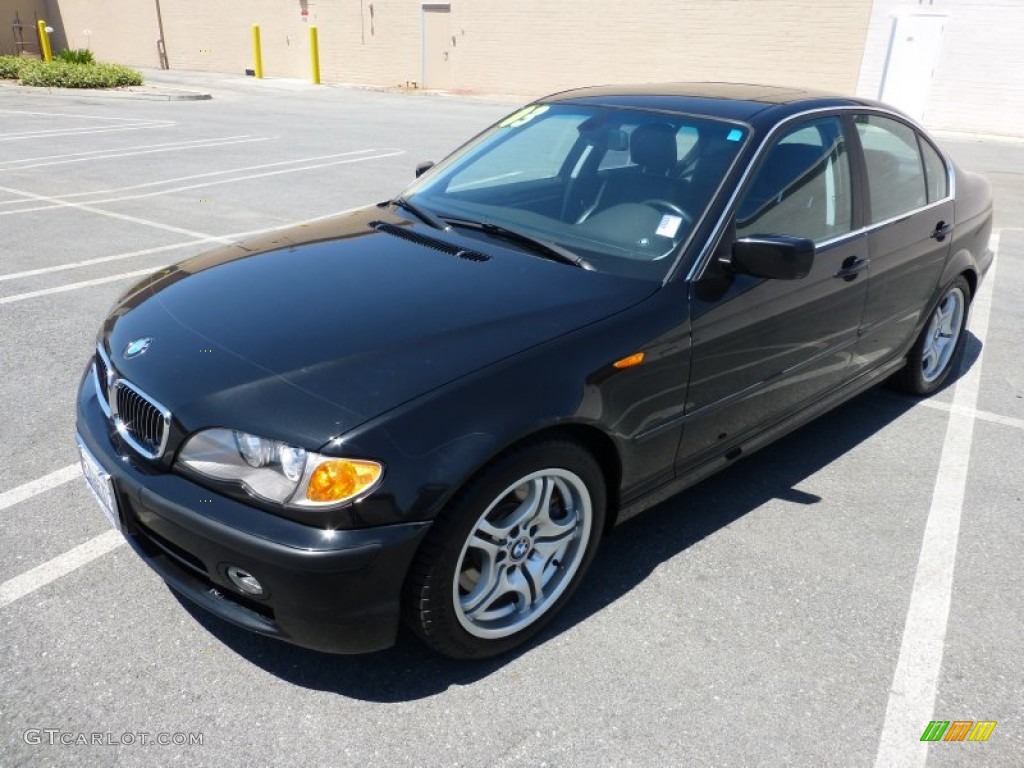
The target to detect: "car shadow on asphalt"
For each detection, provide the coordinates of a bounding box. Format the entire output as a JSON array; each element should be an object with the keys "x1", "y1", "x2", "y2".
[{"x1": 175, "y1": 332, "x2": 982, "y2": 701}]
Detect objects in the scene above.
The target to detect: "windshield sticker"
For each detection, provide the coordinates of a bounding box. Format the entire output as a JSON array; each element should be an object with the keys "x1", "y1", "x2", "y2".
[
  {"x1": 726, "y1": 128, "x2": 744, "y2": 142},
  {"x1": 655, "y1": 214, "x2": 683, "y2": 238},
  {"x1": 498, "y1": 104, "x2": 550, "y2": 128}
]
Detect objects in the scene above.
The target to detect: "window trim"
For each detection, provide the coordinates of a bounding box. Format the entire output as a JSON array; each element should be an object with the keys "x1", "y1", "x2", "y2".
[
  {"x1": 733, "y1": 114, "x2": 856, "y2": 246},
  {"x1": 683, "y1": 106, "x2": 955, "y2": 284}
]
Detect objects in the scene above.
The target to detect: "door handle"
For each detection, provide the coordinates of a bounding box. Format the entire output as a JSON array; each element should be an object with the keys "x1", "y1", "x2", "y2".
[
  {"x1": 931, "y1": 221, "x2": 954, "y2": 241},
  {"x1": 834, "y1": 256, "x2": 870, "y2": 281}
]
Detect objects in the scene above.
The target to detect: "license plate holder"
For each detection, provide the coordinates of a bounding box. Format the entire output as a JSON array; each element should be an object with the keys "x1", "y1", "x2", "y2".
[{"x1": 76, "y1": 436, "x2": 121, "y2": 533}]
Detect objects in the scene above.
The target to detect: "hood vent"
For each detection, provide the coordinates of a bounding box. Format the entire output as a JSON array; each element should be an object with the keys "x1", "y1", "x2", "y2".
[{"x1": 370, "y1": 221, "x2": 490, "y2": 262}]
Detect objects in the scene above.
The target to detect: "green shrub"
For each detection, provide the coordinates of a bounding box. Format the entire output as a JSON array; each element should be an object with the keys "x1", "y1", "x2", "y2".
[
  {"x1": 56, "y1": 48, "x2": 96, "y2": 65},
  {"x1": 0, "y1": 55, "x2": 27, "y2": 79},
  {"x1": 18, "y1": 60, "x2": 143, "y2": 88}
]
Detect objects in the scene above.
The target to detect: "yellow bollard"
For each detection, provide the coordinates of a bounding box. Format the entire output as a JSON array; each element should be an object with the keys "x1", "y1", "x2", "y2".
[
  {"x1": 251, "y1": 24, "x2": 263, "y2": 79},
  {"x1": 309, "y1": 26, "x2": 320, "y2": 85},
  {"x1": 37, "y1": 20, "x2": 53, "y2": 62}
]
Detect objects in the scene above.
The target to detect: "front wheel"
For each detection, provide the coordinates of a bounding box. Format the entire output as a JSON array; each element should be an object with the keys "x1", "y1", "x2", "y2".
[
  {"x1": 404, "y1": 440, "x2": 606, "y2": 659},
  {"x1": 893, "y1": 275, "x2": 972, "y2": 395}
]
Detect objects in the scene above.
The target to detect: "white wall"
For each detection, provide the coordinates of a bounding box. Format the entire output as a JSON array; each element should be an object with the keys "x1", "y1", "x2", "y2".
[{"x1": 857, "y1": 0, "x2": 1024, "y2": 136}]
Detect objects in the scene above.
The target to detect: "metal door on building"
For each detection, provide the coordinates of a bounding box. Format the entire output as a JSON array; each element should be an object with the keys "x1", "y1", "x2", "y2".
[
  {"x1": 880, "y1": 13, "x2": 947, "y2": 122},
  {"x1": 422, "y1": 3, "x2": 452, "y2": 90}
]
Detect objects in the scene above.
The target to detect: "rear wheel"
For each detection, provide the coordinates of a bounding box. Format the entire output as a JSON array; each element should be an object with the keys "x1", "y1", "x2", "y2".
[
  {"x1": 404, "y1": 440, "x2": 606, "y2": 659},
  {"x1": 893, "y1": 275, "x2": 972, "y2": 395}
]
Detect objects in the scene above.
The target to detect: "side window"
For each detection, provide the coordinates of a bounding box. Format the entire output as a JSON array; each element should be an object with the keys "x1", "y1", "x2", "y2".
[
  {"x1": 854, "y1": 115, "x2": 928, "y2": 222},
  {"x1": 919, "y1": 136, "x2": 949, "y2": 202},
  {"x1": 736, "y1": 116, "x2": 853, "y2": 243}
]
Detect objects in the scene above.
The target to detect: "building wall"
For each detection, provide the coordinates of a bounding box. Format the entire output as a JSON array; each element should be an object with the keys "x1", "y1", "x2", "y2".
[
  {"x1": 857, "y1": 0, "x2": 1024, "y2": 136},
  {"x1": 48, "y1": 0, "x2": 160, "y2": 66},
  {"x1": 40, "y1": 0, "x2": 873, "y2": 95},
  {"x1": 0, "y1": 0, "x2": 57, "y2": 56}
]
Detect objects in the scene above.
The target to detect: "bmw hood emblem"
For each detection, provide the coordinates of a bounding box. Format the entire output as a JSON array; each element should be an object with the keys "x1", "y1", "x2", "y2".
[{"x1": 123, "y1": 337, "x2": 153, "y2": 359}]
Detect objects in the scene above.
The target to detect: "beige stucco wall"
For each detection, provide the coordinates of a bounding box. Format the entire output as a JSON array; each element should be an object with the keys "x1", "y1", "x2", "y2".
[
  {"x1": 39, "y1": 1, "x2": 873, "y2": 95},
  {"x1": 0, "y1": 0, "x2": 58, "y2": 56}
]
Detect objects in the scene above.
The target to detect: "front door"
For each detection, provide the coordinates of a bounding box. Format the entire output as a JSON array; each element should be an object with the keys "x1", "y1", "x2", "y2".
[{"x1": 678, "y1": 115, "x2": 868, "y2": 473}]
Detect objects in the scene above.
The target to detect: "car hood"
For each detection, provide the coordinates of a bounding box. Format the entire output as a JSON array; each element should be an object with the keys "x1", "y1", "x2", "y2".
[{"x1": 102, "y1": 206, "x2": 657, "y2": 448}]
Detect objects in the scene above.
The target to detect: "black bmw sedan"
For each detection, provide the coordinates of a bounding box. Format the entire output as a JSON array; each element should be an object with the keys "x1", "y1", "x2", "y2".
[{"x1": 76, "y1": 83, "x2": 993, "y2": 659}]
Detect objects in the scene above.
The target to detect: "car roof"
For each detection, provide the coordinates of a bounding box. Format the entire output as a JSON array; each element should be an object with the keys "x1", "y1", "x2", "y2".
[{"x1": 543, "y1": 82, "x2": 873, "y2": 123}]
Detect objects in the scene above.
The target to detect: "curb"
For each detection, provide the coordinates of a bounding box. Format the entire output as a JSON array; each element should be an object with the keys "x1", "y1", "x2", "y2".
[{"x1": 0, "y1": 81, "x2": 211, "y2": 101}]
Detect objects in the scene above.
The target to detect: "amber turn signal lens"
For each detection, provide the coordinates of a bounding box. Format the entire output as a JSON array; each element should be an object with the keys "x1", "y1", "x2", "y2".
[
  {"x1": 613, "y1": 352, "x2": 645, "y2": 369},
  {"x1": 306, "y1": 459, "x2": 383, "y2": 503}
]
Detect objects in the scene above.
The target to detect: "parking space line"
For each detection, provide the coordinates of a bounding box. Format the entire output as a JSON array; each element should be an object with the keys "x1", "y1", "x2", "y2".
[
  {"x1": 0, "y1": 150, "x2": 405, "y2": 216},
  {"x1": 0, "y1": 108, "x2": 171, "y2": 122},
  {"x1": 0, "y1": 184, "x2": 233, "y2": 242},
  {"x1": 0, "y1": 148, "x2": 379, "y2": 207},
  {"x1": 0, "y1": 136, "x2": 272, "y2": 175},
  {"x1": 0, "y1": 241, "x2": 213, "y2": 283},
  {"x1": 0, "y1": 134, "x2": 256, "y2": 167},
  {"x1": 0, "y1": 123, "x2": 175, "y2": 142},
  {"x1": 0, "y1": 208, "x2": 355, "y2": 293},
  {"x1": 0, "y1": 465, "x2": 81, "y2": 512},
  {"x1": 0, "y1": 267, "x2": 159, "y2": 305},
  {"x1": 0, "y1": 530, "x2": 124, "y2": 609},
  {"x1": 914, "y1": 398, "x2": 1024, "y2": 432},
  {"x1": 874, "y1": 238, "x2": 999, "y2": 767}
]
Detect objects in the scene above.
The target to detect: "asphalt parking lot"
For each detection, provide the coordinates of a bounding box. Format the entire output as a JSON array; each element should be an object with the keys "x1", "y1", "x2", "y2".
[{"x1": 1, "y1": 74, "x2": 1022, "y2": 767}]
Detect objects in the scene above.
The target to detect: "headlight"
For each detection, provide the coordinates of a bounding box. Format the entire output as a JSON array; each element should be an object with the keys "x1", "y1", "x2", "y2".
[{"x1": 177, "y1": 428, "x2": 383, "y2": 508}]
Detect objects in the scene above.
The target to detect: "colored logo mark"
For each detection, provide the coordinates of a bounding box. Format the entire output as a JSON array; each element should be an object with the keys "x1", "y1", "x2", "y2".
[{"x1": 920, "y1": 720, "x2": 997, "y2": 742}]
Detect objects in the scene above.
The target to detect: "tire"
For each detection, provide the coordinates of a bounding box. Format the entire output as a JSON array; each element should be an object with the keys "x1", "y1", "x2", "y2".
[
  {"x1": 403, "y1": 439, "x2": 606, "y2": 659},
  {"x1": 892, "y1": 275, "x2": 972, "y2": 395}
]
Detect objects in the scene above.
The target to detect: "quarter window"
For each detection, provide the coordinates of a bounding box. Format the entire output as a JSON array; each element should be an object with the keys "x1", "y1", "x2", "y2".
[
  {"x1": 855, "y1": 115, "x2": 928, "y2": 223},
  {"x1": 919, "y1": 136, "x2": 949, "y2": 202},
  {"x1": 736, "y1": 117, "x2": 853, "y2": 243}
]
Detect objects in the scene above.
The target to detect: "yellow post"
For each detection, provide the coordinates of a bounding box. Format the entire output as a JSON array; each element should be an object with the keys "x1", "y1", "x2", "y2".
[
  {"x1": 251, "y1": 24, "x2": 263, "y2": 79},
  {"x1": 37, "y1": 20, "x2": 53, "y2": 62},
  {"x1": 309, "y1": 25, "x2": 320, "y2": 85}
]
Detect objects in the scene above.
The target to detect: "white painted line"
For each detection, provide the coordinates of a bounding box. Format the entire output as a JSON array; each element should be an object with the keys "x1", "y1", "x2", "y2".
[
  {"x1": 914, "y1": 398, "x2": 1024, "y2": 433},
  {"x1": 0, "y1": 267, "x2": 162, "y2": 305},
  {"x1": 0, "y1": 123, "x2": 174, "y2": 142},
  {"x1": 0, "y1": 464, "x2": 81, "y2": 512},
  {"x1": 0, "y1": 184, "x2": 233, "y2": 242},
  {"x1": 0, "y1": 134, "x2": 255, "y2": 166},
  {"x1": 0, "y1": 530, "x2": 124, "y2": 609},
  {"x1": 0, "y1": 136, "x2": 271, "y2": 174},
  {"x1": 0, "y1": 241, "x2": 214, "y2": 282},
  {"x1": 0, "y1": 150, "x2": 404, "y2": 215},
  {"x1": 0, "y1": 208, "x2": 355, "y2": 296},
  {"x1": 874, "y1": 238, "x2": 999, "y2": 767},
  {"x1": 0, "y1": 121, "x2": 168, "y2": 138},
  {"x1": 0, "y1": 108, "x2": 172, "y2": 122},
  {"x1": 0, "y1": 148, "x2": 378, "y2": 206}
]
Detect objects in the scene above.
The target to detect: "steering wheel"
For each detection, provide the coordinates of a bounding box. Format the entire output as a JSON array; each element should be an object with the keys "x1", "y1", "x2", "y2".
[{"x1": 641, "y1": 199, "x2": 693, "y2": 230}]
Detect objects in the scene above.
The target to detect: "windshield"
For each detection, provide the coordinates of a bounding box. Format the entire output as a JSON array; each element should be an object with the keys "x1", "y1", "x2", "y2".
[{"x1": 403, "y1": 103, "x2": 749, "y2": 280}]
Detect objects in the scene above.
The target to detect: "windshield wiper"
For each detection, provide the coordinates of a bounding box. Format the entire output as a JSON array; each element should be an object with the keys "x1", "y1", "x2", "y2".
[
  {"x1": 446, "y1": 218, "x2": 592, "y2": 269},
  {"x1": 379, "y1": 197, "x2": 451, "y2": 231}
]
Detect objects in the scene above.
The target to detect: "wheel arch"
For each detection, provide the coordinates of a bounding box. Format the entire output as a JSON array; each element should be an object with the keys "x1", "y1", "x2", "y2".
[{"x1": 439, "y1": 422, "x2": 624, "y2": 533}]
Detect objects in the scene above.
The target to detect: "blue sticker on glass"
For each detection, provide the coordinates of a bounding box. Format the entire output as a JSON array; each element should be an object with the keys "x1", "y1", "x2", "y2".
[{"x1": 726, "y1": 128, "x2": 743, "y2": 142}]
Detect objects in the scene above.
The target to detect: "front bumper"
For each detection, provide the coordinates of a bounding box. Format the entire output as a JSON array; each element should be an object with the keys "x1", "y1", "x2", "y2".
[{"x1": 76, "y1": 370, "x2": 430, "y2": 654}]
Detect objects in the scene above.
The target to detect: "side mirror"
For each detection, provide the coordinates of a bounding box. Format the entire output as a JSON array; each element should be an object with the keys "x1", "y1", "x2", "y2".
[
  {"x1": 415, "y1": 161, "x2": 435, "y2": 178},
  {"x1": 728, "y1": 235, "x2": 815, "y2": 280}
]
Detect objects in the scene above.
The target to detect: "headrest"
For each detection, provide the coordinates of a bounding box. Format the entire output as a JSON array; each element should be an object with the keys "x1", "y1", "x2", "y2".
[{"x1": 630, "y1": 123, "x2": 677, "y2": 174}]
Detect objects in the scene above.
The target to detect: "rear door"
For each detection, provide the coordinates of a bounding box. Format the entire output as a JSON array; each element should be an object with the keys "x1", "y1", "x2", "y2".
[
  {"x1": 851, "y1": 113, "x2": 954, "y2": 368},
  {"x1": 678, "y1": 115, "x2": 868, "y2": 473}
]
